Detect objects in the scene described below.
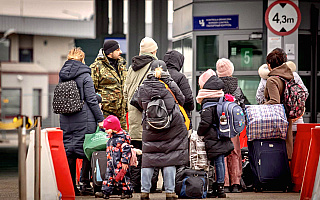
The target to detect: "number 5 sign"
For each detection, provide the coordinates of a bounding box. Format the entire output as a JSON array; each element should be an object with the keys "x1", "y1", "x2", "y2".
[{"x1": 265, "y1": 0, "x2": 301, "y2": 36}]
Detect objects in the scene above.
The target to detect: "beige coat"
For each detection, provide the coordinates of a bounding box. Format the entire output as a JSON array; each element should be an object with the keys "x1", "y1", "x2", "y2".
[{"x1": 123, "y1": 53, "x2": 157, "y2": 141}]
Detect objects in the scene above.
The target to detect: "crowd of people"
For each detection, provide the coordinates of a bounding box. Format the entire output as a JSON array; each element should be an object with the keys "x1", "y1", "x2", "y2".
[{"x1": 58, "y1": 37, "x2": 308, "y2": 199}]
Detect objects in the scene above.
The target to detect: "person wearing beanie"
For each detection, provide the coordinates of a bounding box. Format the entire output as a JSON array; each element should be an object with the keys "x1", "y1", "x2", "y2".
[
  {"x1": 216, "y1": 58, "x2": 247, "y2": 193},
  {"x1": 164, "y1": 50, "x2": 194, "y2": 131},
  {"x1": 90, "y1": 40, "x2": 128, "y2": 131},
  {"x1": 100, "y1": 115, "x2": 133, "y2": 199},
  {"x1": 59, "y1": 47, "x2": 104, "y2": 196},
  {"x1": 123, "y1": 37, "x2": 160, "y2": 193},
  {"x1": 255, "y1": 60, "x2": 309, "y2": 143},
  {"x1": 196, "y1": 69, "x2": 234, "y2": 198},
  {"x1": 130, "y1": 60, "x2": 188, "y2": 200}
]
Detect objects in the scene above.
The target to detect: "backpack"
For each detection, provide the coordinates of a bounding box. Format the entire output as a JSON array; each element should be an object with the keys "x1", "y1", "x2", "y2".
[
  {"x1": 52, "y1": 80, "x2": 84, "y2": 114},
  {"x1": 175, "y1": 167, "x2": 208, "y2": 199},
  {"x1": 202, "y1": 96, "x2": 245, "y2": 138},
  {"x1": 144, "y1": 95, "x2": 171, "y2": 130},
  {"x1": 278, "y1": 77, "x2": 307, "y2": 119}
]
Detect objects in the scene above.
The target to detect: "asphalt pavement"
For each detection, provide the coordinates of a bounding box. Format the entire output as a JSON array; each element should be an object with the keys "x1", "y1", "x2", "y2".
[{"x1": 0, "y1": 133, "x2": 300, "y2": 200}]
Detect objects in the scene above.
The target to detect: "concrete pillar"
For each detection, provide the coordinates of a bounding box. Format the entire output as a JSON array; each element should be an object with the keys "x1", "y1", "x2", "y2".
[
  {"x1": 128, "y1": 0, "x2": 145, "y2": 65},
  {"x1": 95, "y1": 0, "x2": 109, "y2": 38},
  {"x1": 112, "y1": 0, "x2": 124, "y2": 36},
  {"x1": 152, "y1": 0, "x2": 168, "y2": 60}
]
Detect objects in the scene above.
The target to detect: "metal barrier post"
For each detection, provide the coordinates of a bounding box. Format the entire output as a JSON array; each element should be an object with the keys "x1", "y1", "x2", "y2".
[
  {"x1": 34, "y1": 116, "x2": 41, "y2": 200},
  {"x1": 18, "y1": 115, "x2": 27, "y2": 200}
]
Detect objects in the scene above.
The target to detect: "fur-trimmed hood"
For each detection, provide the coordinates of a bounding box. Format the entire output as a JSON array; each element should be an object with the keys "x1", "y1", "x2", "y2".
[{"x1": 258, "y1": 61, "x2": 296, "y2": 80}]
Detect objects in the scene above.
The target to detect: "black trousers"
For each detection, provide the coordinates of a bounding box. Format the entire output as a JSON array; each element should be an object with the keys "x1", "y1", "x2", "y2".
[{"x1": 67, "y1": 154, "x2": 91, "y2": 191}]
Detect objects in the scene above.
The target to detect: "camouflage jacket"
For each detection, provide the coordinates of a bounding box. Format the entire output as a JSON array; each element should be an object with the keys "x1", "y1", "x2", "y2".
[{"x1": 90, "y1": 49, "x2": 128, "y2": 119}]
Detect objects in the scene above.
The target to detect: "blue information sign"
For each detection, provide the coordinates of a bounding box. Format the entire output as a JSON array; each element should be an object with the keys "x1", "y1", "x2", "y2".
[{"x1": 193, "y1": 15, "x2": 239, "y2": 30}]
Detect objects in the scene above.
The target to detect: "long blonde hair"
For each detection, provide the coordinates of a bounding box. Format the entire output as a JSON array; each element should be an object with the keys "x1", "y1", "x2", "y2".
[
  {"x1": 154, "y1": 67, "x2": 163, "y2": 78},
  {"x1": 67, "y1": 47, "x2": 85, "y2": 63}
]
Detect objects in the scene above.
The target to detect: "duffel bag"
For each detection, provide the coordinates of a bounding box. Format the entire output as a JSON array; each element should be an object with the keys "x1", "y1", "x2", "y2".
[
  {"x1": 175, "y1": 167, "x2": 207, "y2": 199},
  {"x1": 246, "y1": 104, "x2": 288, "y2": 141}
]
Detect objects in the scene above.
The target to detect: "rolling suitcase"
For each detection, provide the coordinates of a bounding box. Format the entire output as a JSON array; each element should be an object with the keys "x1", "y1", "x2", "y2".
[
  {"x1": 91, "y1": 151, "x2": 107, "y2": 193},
  {"x1": 248, "y1": 139, "x2": 291, "y2": 192}
]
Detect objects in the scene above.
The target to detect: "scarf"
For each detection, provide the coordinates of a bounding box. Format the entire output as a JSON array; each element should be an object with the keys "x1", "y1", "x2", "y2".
[{"x1": 196, "y1": 89, "x2": 224, "y2": 104}]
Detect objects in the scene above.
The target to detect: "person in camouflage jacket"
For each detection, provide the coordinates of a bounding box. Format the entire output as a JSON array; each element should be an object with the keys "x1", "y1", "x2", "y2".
[{"x1": 90, "y1": 40, "x2": 128, "y2": 130}]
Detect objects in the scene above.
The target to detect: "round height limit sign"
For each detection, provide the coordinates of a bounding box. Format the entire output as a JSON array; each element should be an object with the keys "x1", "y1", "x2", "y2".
[{"x1": 265, "y1": 0, "x2": 301, "y2": 36}]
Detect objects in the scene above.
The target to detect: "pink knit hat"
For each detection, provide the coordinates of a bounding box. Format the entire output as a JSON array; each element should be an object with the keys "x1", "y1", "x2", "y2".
[
  {"x1": 199, "y1": 69, "x2": 216, "y2": 89},
  {"x1": 103, "y1": 115, "x2": 121, "y2": 132},
  {"x1": 216, "y1": 58, "x2": 234, "y2": 77}
]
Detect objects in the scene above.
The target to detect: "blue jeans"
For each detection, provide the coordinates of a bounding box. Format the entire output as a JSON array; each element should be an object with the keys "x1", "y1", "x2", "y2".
[
  {"x1": 141, "y1": 166, "x2": 176, "y2": 193},
  {"x1": 214, "y1": 155, "x2": 225, "y2": 184}
]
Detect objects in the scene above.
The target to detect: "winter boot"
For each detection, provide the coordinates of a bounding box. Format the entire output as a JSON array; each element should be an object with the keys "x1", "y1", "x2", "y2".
[
  {"x1": 79, "y1": 182, "x2": 93, "y2": 196},
  {"x1": 140, "y1": 192, "x2": 150, "y2": 200},
  {"x1": 121, "y1": 191, "x2": 133, "y2": 199},
  {"x1": 166, "y1": 192, "x2": 178, "y2": 200},
  {"x1": 217, "y1": 183, "x2": 227, "y2": 198},
  {"x1": 103, "y1": 194, "x2": 110, "y2": 199}
]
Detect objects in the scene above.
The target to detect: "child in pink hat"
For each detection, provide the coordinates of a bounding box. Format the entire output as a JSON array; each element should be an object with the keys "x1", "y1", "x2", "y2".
[{"x1": 101, "y1": 115, "x2": 133, "y2": 199}]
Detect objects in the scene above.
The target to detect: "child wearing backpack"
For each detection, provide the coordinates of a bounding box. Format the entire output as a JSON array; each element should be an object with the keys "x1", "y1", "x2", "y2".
[
  {"x1": 196, "y1": 69, "x2": 234, "y2": 198},
  {"x1": 101, "y1": 115, "x2": 133, "y2": 199},
  {"x1": 130, "y1": 60, "x2": 188, "y2": 200},
  {"x1": 216, "y1": 58, "x2": 247, "y2": 193}
]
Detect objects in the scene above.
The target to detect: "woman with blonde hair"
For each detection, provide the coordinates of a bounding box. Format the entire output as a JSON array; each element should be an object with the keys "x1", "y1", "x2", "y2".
[
  {"x1": 130, "y1": 60, "x2": 188, "y2": 200},
  {"x1": 59, "y1": 47, "x2": 104, "y2": 196}
]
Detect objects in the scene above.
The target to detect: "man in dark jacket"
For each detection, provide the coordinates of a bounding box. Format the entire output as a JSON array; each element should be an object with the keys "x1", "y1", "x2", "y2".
[
  {"x1": 163, "y1": 50, "x2": 194, "y2": 129},
  {"x1": 59, "y1": 47, "x2": 104, "y2": 195}
]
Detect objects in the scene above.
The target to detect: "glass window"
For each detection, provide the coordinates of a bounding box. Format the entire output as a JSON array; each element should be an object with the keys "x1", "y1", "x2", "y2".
[
  {"x1": 228, "y1": 40, "x2": 263, "y2": 71},
  {"x1": 196, "y1": 35, "x2": 219, "y2": 71},
  {"x1": 182, "y1": 37, "x2": 192, "y2": 78},
  {"x1": 235, "y1": 76, "x2": 260, "y2": 105},
  {"x1": 0, "y1": 39, "x2": 10, "y2": 62},
  {"x1": 19, "y1": 48, "x2": 33, "y2": 62},
  {"x1": 173, "y1": 40, "x2": 182, "y2": 54},
  {"x1": 1, "y1": 89, "x2": 21, "y2": 118},
  {"x1": 33, "y1": 89, "x2": 41, "y2": 116}
]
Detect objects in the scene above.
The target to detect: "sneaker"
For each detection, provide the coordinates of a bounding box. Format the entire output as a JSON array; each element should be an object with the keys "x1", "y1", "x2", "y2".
[
  {"x1": 121, "y1": 192, "x2": 133, "y2": 199},
  {"x1": 103, "y1": 194, "x2": 110, "y2": 199},
  {"x1": 231, "y1": 184, "x2": 242, "y2": 193},
  {"x1": 224, "y1": 186, "x2": 231, "y2": 193},
  {"x1": 150, "y1": 188, "x2": 162, "y2": 193}
]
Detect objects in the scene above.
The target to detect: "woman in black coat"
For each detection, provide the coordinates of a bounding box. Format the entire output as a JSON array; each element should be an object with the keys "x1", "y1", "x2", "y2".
[
  {"x1": 131, "y1": 60, "x2": 188, "y2": 200},
  {"x1": 196, "y1": 69, "x2": 234, "y2": 198},
  {"x1": 164, "y1": 50, "x2": 194, "y2": 129},
  {"x1": 59, "y1": 47, "x2": 104, "y2": 195}
]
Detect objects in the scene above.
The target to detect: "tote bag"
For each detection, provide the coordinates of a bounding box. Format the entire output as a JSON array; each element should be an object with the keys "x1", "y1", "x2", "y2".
[
  {"x1": 246, "y1": 104, "x2": 288, "y2": 141},
  {"x1": 83, "y1": 127, "x2": 109, "y2": 160}
]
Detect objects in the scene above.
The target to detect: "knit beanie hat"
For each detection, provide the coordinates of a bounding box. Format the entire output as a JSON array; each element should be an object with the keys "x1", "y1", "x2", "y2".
[
  {"x1": 150, "y1": 60, "x2": 167, "y2": 72},
  {"x1": 103, "y1": 40, "x2": 120, "y2": 55},
  {"x1": 103, "y1": 115, "x2": 121, "y2": 132},
  {"x1": 286, "y1": 61, "x2": 296, "y2": 72},
  {"x1": 258, "y1": 64, "x2": 270, "y2": 80},
  {"x1": 199, "y1": 69, "x2": 216, "y2": 89},
  {"x1": 140, "y1": 37, "x2": 158, "y2": 54},
  {"x1": 216, "y1": 58, "x2": 234, "y2": 77}
]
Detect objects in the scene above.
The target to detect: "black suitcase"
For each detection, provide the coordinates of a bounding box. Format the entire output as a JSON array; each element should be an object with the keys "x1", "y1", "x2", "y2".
[
  {"x1": 248, "y1": 139, "x2": 291, "y2": 192},
  {"x1": 91, "y1": 151, "x2": 107, "y2": 192}
]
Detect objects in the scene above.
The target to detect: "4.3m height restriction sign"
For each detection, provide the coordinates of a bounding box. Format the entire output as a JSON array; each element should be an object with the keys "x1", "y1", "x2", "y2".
[{"x1": 265, "y1": 0, "x2": 301, "y2": 36}]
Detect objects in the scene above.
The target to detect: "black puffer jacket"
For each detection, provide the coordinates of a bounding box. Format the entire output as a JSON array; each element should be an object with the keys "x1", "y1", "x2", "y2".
[
  {"x1": 197, "y1": 76, "x2": 234, "y2": 160},
  {"x1": 132, "y1": 76, "x2": 188, "y2": 168},
  {"x1": 59, "y1": 60, "x2": 104, "y2": 158},
  {"x1": 164, "y1": 50, "x2": 194, "y2": 124}
]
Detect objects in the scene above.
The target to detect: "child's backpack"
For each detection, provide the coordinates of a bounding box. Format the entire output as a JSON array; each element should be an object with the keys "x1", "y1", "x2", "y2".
[
  {"x1": 52, "y1": 80, "x2": 84, "y2": 114},
  {"x1": 202, "y1": 96, "x2": 245, "y2": 138},
  {"x1": 278, "y1": 77, "x2": 307, "y2": 119},
  {"x1": 144, "y1": 95, "x2": 171, "y2": 130}
]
